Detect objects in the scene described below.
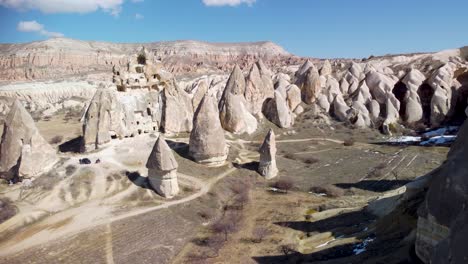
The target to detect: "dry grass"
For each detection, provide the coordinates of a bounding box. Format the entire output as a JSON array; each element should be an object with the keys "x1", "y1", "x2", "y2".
[{"x1": 309, "y1": 185, "x2": 345, "y2": 198}]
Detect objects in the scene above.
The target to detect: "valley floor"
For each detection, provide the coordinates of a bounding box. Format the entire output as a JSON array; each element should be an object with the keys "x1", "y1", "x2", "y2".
[{"x1": 0, "y1": 112, "x2": 447, "y2": 264}]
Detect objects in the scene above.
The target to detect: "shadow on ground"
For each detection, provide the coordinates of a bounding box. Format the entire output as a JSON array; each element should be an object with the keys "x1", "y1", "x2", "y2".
[
  {"x1": 166, "y1": 140, "x2": 192, "y2": 161},
  {"x1": 125, "y1": 171, "x2": 152, "y2": 190},
  {"x1": 335, "y1": 180, "x2": 411, "y2": 192},
  {"x1": 233, "y1": 161, "x2": 259, "y2": 172},
  {"x1": 59, "y1": 136, "x2": 83, "y2": 153}
]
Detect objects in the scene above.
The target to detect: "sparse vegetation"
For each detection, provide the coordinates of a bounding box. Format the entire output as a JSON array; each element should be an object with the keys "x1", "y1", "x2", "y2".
[
  {"x1": 272, "y1": 179, "x2": 294, "y2": 193},
  {"x1": 251, "y1": 227, "x2": 270, "y2": 243},
  {"x1": 0, "y1": 198, "x2": 16, "y2": 224},
  {"x1": 49, "y1": 135, "x2": 64, "y2": 144},
  {"x1": 343, "y1": 138, "x2": 355, "y2": 146},
  {"x1": 65, "y1": 165, "x2": 77, "y2": 176}
]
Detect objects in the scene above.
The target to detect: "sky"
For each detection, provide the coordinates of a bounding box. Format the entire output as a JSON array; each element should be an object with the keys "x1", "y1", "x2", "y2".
[{"x1": 0, "y1": 0, "x2": 467, "y2": 58}]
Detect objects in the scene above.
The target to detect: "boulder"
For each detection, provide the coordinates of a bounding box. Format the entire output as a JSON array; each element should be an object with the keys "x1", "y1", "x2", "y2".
[
  {"x1": 263, "y1": 90, "x2": 294, "y2": 128},
  {"x1": 0, "y1": 100, "x2": 58, "y2": 181},
  {"x1": 146, "y1": 135, "x2": 179, "y2": 198},
  {"x1": 190, "y1": 95, "x2": 228, "y2": 166},
  {"x1": 258, "y1": 129, "x2": 278, "y2": 180}
]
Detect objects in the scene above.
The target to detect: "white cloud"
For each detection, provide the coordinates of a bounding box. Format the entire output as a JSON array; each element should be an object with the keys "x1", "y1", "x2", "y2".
[
  {"x1": 135, "y1": 13, "x2": 143, "y2": 19},
  {"x1": 0, "y1": 0, "x2": 125, "y2": 16},
  {"x1": 17, "y1": 20, "x2": 64, "y2": 38},
  {"x1": 202, "y1": 0, "x2": 256, "y2": 7}
]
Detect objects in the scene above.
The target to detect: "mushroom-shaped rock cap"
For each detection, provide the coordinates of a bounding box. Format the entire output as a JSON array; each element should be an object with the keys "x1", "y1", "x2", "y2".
[{"x1": 146, "y1": 135, "x2": 178, "y2": 171}]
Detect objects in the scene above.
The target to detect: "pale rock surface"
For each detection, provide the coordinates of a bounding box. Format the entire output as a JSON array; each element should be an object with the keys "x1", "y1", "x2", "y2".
[
  {"x1": 190, "y1": 95, "x2": 228, "y2": 166},
  {"x1": 428, "y1": 64, "x2": 454, "y2": 126},
  {"x1": 319, "y1": 60, "x2": 332, "y2": 76},
  {"x1": 333, "y1": 95, "x2": 351, "y2": 122},
  {"x1": 191, "y1": 79, "x2": 209, "y2": 111},
  {"x1": 219, "y1": 65, "x2": 258, "y2": 134},
  {"x1": 146, "y1": 135, "x2": 179, "y2": 198},
  {"x1": 368, "y1": 99, "x2": 381, "y2": 120},
  {"x1": 0, "y1": 100, "x2": 58, "y2": 181},
  {"x1": 316, "y1": 94, "x2": 331, "y2": 113},
  {"x1": 285, "y1": 84, "x2": 301, "y2": 111},
  {"x1": 263, "y1": 90, "x2": 294, "y2": 128},
  {"x1": 402, "y1": 69, "x2": 425, "y2": 123},
  {"x1": 382, "y1": 98, "x2": 400, "y2": 135},
  {"x1": 245, "y1": 60, "x2": 275, "y2": 115},
  {"x1": 82, "y1": 88, "x2": 121, "y2": 151},
  {"x1": 162, "y1": 79, "x2": 194, "y2": 135},
  {"x1": 258, "y1": 129, "x2": 278, "y2": 180},
  {"x1": 298, "y1": 67, "x2": 321, "y2": 104},
  {"x1": 366, "y1": 70, "x2": 398, "y2": 105}
]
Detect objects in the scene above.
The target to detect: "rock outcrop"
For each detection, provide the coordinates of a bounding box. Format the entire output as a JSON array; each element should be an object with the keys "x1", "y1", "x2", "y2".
[
  {"x1": 162, "y1": 79, "x2": 194, "y2": 135},
  {"x1": 263, "y1": 90, "x2": 294, "y2": 128},
  {"x1": 245, "y1": 60, "x2": 275, "y2": 115},
  {"x1": 402, "y1": 69, "x2": 425, "y2": 123},
  {"x1": 190, "y1": 95, "x2": 228, "y2": 166},
  {"x1": 428, "y1": 64, "x2": 455, "y2": 127},
  {"x1": 146, "y1": 135, "x2": 179, "y2": 198},
  {"x1": 0, "y1": 100, "x2": 58, "y2": 181},
  {"x1": 298, "y1": 67, "x2": 321, "y2": 104},
  {"x1": 219, "y1": 65, "x2": 258, "y2": 134},
  {"x1": 258, "y1": 129, "x2": 278, "y2": 180},
  {"x1": 415, "y1": 120, "x2": 468, "y2": 263},
  {"x1": 82, "y1": 88, "x2": 122, "y2": 152},
  {"x1": 0, "y1": 38, "x2": 292, "y2": 81}
]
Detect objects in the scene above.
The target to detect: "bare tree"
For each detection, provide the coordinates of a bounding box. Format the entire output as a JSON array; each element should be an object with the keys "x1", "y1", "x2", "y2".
[{"x1": 211, "y1": 212, "x2": 241, "y2": 241}]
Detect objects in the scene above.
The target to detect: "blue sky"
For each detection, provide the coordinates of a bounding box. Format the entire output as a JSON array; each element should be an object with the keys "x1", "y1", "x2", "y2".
[{"x1": 0, "y1": 0, "x2": 467, "y2": 58}]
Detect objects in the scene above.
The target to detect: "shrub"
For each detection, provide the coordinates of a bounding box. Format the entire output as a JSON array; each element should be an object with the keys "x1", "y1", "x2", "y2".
[
  {"x1": 65, "y1": 165, "x2": 77, "y2": 176},
  {"x1": 272, "y1": 179, "x2": 294, "y2": 192},
  {"x1": 211, "y1": 212, "x2": 241, "y2": 241},
  {"x1": 343, "y1": 138, "x2": 355, "y2": 146},
  {"x1": 304, "y1": 157, "x2": 320, "y2": 165},
  {"x1": 252, "y1": 227, "x2": 270, "y2": 243},
  {"x1": 49, "y1": 135, "x2": 63, "y2": 144},
  {"x1": 309, "y1": 185, "x2": 345, "y2": 198}
]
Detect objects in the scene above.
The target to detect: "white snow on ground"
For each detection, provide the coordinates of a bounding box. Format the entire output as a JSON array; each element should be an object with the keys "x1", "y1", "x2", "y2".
[
  {"x1": 387, "y1": 136, "x2": 421, "y2": 143},
  {"x1": 353, "y1": 237, "x2": 375, "y2": 255},
  {"x1": 420, "y1": 135, "x2": 457, "y2": 146},
  {"x1": 422, "y1": 126, "x2": 458, "y2": 137},
  {"x1": 387, "y1": 126, "x2": 459, "y2": 146}
]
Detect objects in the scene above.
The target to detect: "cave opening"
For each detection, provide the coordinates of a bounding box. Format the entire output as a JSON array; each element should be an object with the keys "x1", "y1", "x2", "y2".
[
  {"x1": 418, "y1": 83, "x2": 434, "y2": 124},
  {"x1": 392, "y1": 81, "x2": 409, "y2": 119}
]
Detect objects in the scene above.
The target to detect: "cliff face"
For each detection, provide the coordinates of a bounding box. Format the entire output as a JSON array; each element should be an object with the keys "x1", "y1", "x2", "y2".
[
  {"x1": 0, "y1": 38, "x2": 293, "y2": 81},
  {"x1": 415, "y1": 120, "x2": 468, "y2": 263}
]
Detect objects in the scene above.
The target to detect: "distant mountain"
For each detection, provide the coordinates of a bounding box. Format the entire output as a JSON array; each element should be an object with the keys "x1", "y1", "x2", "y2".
[{"x1": 0, "y1": 38, "x2": 293, "y2": 81}]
